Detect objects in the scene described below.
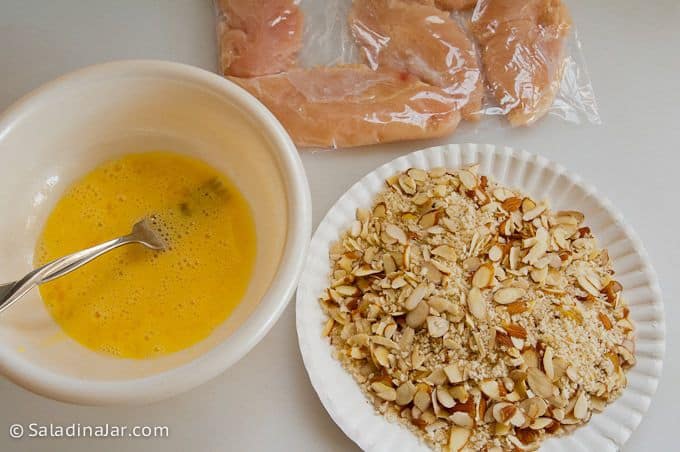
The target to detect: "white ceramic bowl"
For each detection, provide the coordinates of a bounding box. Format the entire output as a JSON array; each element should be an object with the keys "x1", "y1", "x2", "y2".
[
  {"x1": 297, "y1": 144, "x2": 664, "y2": 452},
  {"x1": 0, "y1": 60, "x2": 311, "y2": 405}
]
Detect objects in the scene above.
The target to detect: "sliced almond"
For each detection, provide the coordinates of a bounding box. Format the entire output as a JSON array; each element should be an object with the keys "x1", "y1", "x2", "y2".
[
  {"x1": 543, "y1": 347, "x2": 555, "y2": 381},
  {"x1": 521, "y1": 197, "x2": 537, "y2": 213},
  {"x1": 350, "y1": 220, "x2": 361, "y2": 237},
  {"x1": 336, "y1": 285, "x2": 359, "y2": 297},
  {"x1": 406, "y1": 301, "x2": 429, "y2": 329},
  {"x1": 552, "y1": 357, "x2": 568, "y2": 380},
  {"x1": 407, "y1": 167, "x2": 428, "y2": 181},
  {"x1": 431, "y1": 259, "x2": 454, "y2": 275},
  {"x1": 493, "y1": 422, "x2": 511, "y2": 436},
  {"x1": 423, "y1": 261, "x2": 443, "y2": 284},
  {"x1": 402, "y1": 243, "x2": 411, "y2": 269},
  {"x1": 419, "y1": 210, "x2": 440, "y2": 228},
  {"x1": 372, "y1": 202, "x2": 386, "y2": 218},
  {"x1": 527, "y1": 367, "x2": 555, "y2": 399},
  {"x1": 566, "y1": 366, "x2": 579, "y2": 382},
  {"x1": 412, "y1": 192, "x2": 431, "y2": 206},
  {"x1": 413, "y1": 389, "x2": 431, "y2": 411},
  {"x1": 590, "y1": 396, "x2": 607, "y2": 412},
  {"x1": 347, "y1": 333, "x2": 370, "y2": 347},
  {"x1": 449, "y1": 385, "x2": 469, "y2": 403},
  {"x1": 493, "y1": 187, "x2": 515, "y2": 202},
  {"x1": 462, "y1": 256, "x2": 482, "y2": 272},
  {"x1": 398, "y1": 174, "x2": 417, "y2": 195},
  {"x1": 555, "y1": 210, "x2": 584, "y2": 225},
  {"x1": 385, "y1": 224, "x2": 408, "y2": 245},
  {"x1": 401, "y1": 212, "x2": 418, "y2": 223},
  {"x1": 502, "y1": 197, "x2": 522, "y2": 212},
  {"x1": 479, "y1": 380, "x2": 501, "y2": 400},
  {"x1": 391, "y1": 276, "x2": 407, "y2": 289},
  {"x1": 458, "y1": 170, "x2": 477, "y2": 190},
  {"x1": 444, "y1": 363, "x2": 464, "y2": 384},
  {"x1": 372, "y1": 346, "x2": 390, "y2": 367},
  {"x1": 603, "y1": 280, "x2": 623, "y2": 303},
  {"x1": 488, "y1": 245, "x2": 503, "y2": 262},
  {"x1": 493, "y1": 287, "x2": 525, "y2": 304},
  {"x1": 404, "y1": 283, "x2": 428, "y2": 311},
  {"x1": 530, "y1": 266, "x2": 548, "y2": 283},
  {"x1": 509, "y1": 408, "x2": 526, "y2": 427},
  {"x1": 577, "y1": 274, "x2": 600, "y2": 297},
  {"x1": 448, "y1": 426, "x2": 471, "y2": 451},
  {"x1": 395, "y1": 382, "x2": 416, "y2": 406},
  {"x1": 467, "y1": 287, "x2": 487, "y2": 321},
  {"x1": 510, "y1": 336, "x2": 525, "y2": 350},
  {"x1": 437, "y1": 386, "x2": 456, "y2": 408},
  {"x1": 428, "y1": 296, "x2": 452, "y2": 314},
  {"x1": 383, "y1": 253, "x2": 397, "y2": 275},
  {"x1": 353, "y1": 265, "x2": 380, "y2": 277},
  {"x1": 427, "y1": 316, "x2": 450, "y2": 338},
  {"x1": 425, "y1": 368, "x2": 448, "y2": 386},
  {"x1": 617, "y1": 344, "x2": 636, "y2": 367},
  {"x1": 370, "y1": 382, "x2": 396, "y2": 401},
  {"x1": 383, "y1": 323, "x2": 397, "y2": 340},
  {"x1": 598, "y1": 312, "x2": 613, "y2": 330},
  {"x1": 492, "y1": 402, "x2": 516, "y2": 423},
  {"x1": 506, "y1": 301, "x2": 529, "y2": 315},
  {"x1": 509, "y1": 246, "x2": 520, "y2": 270},
  {"x1": 371, "y1": 335, "x2": 399, "y2": 349},
  {"x1": 429, "y1": 167, "x2": 447, "y2": 178},
  {"x1": 432, "y1": 245, "x2": 457, "y2": 261},
  {"x1": 523, "y1": 202, "x2": 547, "y2": 221},
  {"x1": 450, "y1": 411, "x2": 474, "y2": 428},
  {"x1": 573, "y1": 391, "x2": 589, "y2": 420},
  {"x1": 520, "y1": 397, "x2": 548, "y2": 419},
  {"x1": 505, "y1": 323, "x2": 527, "y2": 339},
  {"x1": 529, "y1": 417, "x2": 554, "y2": 430},
  {"x1": 472, "y1": 262, "x2": 495, "y2": 288}
]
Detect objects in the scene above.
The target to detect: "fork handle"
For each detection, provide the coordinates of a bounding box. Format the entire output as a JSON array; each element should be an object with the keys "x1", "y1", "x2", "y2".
[{"x1": 0, "y1": 236, "x2": 134, "y2": 315}]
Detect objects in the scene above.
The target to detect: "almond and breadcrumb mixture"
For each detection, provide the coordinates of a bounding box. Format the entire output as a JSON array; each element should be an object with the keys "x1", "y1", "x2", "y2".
[{"x1": 319, "y1": 165, "x2": 635, "y2": 451}]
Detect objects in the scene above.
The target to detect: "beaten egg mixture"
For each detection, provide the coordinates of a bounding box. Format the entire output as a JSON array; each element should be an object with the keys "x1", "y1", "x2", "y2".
[{"x1": 35, "y1": 151, "x2": 256, "y2": 358}]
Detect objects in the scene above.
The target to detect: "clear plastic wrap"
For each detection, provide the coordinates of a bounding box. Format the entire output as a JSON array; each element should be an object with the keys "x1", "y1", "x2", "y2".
[
  {"x1": 215, "y1": 0, "x2": 600, "y2": 148},
  {"x1": 215, "y1": 0, "x2": 304, "y2": 77},
  {"x1": 349, "y1": 0, "x2": 483, "y2": 120},
  {"x1": 231, "y1": 65, "x2": 462, "y2": 148},
  {"x1": 470, "y1": 0, "x2": 594, "y2": 126}
]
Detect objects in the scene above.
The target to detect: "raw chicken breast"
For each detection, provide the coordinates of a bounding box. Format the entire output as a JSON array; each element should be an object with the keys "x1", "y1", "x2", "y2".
[
  {"x1": 471, "y1": 0, "x2": 571, "y2": 126},
  {"x1": 404, "y1": 0, "x2": 476, "y2": 10},
  {"x1": 435, "y1": 0, "x2": 477, "y2": 11},
  {"x1": 231, "y1": 65, "x2": 461, "y2": 148},
  {"x1": 349, "y1": 0, "x2": 483, "y2": 120},
  {"x1": 216, "y1": 0, "x2": 303, "y2": 77}
]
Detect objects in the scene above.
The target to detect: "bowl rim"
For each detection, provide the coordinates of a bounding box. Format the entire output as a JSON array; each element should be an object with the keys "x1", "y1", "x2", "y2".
[{"x1": 0, "y1": 59, "x2": 312, "y2": 405}]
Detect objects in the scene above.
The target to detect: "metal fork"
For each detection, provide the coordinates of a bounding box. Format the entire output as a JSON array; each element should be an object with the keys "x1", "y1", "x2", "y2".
[{"x1": 0, "y1": 218, "x2": 166, "y2": 315}]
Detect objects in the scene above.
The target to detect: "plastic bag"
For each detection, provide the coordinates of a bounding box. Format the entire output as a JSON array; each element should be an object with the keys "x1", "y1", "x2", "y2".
[
  {"x1": 231, "y1": 65, "x2": 462, "y2": 148},
  {"x1": 215, "y1": 0, "x2": 600, "y2": 149},
  {"x1": 214, "y1": 0, "x2": 304, "y2": 77},
  {"x1": 469, "y1": 0, "x2": 599, "y2": 126}
]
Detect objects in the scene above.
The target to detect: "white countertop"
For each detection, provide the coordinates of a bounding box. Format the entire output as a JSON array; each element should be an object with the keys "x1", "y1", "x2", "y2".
[{"x1": 0, "y1": 1, "x2": 678, "y2": 451}]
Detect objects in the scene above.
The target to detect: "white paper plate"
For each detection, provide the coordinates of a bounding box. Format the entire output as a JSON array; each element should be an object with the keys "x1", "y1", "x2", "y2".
[{"x1": 296, "y1": 144, "x2": 665, "y2": 451}]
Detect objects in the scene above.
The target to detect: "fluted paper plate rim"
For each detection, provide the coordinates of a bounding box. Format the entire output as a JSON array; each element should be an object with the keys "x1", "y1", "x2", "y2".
[{"x1": 296, "y1": 144, "x2": 665, "y2": 452}]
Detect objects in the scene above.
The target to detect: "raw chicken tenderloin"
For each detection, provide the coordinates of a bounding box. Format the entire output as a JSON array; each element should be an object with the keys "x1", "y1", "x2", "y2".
[
  {"x1": 349, "y1": 0, "x2": 483, "y2": 120},
  {"x1": 404, "y1": 0, "x2": 477, "y2": 10},
  {"x1": 216, "y1": 0, "x2": 303, "y2": 77},
  {"x1": 231, "y1": 65, "x2": 462, "y2": 148},
  {"x1": 471, "y1": 0, "x2": 572, "y2": 126},
  {"x1": 435, "y1": 0, "x2": 477, "y2": 11}
]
